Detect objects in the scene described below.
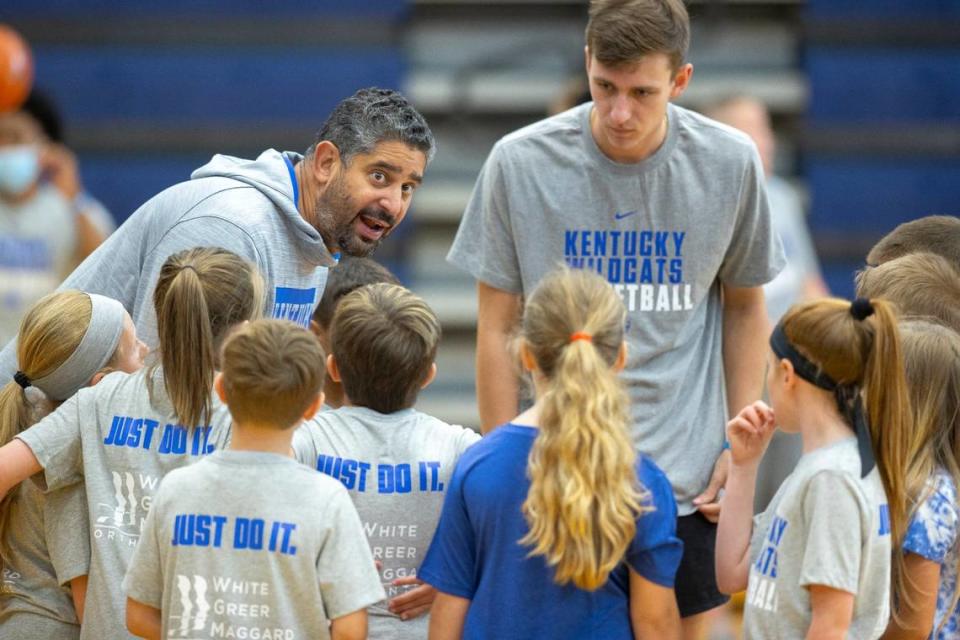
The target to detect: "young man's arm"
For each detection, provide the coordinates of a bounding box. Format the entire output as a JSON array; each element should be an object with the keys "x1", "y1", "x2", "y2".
[
  {"x1": 629, "y1": 569, "x2": 681, "y2": 639},
  {"x1": 476, "y1": 281, "x2": 523, "y2": 434},
  {"x1": 330, "y1": 609, "x2": 367, "y2": 640},
  {"x1": 126, "y1": 598, "x2": 162, "y2": 640},
  {"x1": 428, "y1": 592, "x2": 470, "y2": 640},
  {"x1": 806, "y1": 585, "x2": 854, "y2": 640},
  {"x1": 880, "y1": 553, "x2": 941, "y2": 639},
  {"x1": 694, "y1": 284, "x2": 768, "y2": 521}
]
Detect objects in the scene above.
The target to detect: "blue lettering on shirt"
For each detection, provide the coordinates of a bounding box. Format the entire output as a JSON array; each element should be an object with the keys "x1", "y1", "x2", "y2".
[
  {"x1": 315, "y1": 455, "x2": 445, "y2": 494},
  {"x1": 172, "y1": 514, "x2": 297, "y2": 555},
  {"x1": 879, "y1": 504, "x2": 891, "y2": 536},
  {"x1": 104, "y1": 416, "x2": 215, "y2": 456},
  {"x1": 562, "y1": 229, "x2": 686, "y2": 285},
  {"x1": 272, "y1": 287, "x2": 316, "y2": 328},
  {"x1": 754, "y1": 515, "x2": 789, "y2": 578}
]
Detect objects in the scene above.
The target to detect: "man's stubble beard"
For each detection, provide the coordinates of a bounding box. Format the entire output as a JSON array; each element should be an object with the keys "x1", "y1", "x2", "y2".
[{"x1": 312, "y1": 174, "x2": 380, "y2": 258}]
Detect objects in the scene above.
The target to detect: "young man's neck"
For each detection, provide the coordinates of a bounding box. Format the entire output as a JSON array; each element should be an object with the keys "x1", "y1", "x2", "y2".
[
  {"x1": 589, "y1": 108, "x2": 669, "y2": 164},
  {"x1": 229, "y1": 421, "x2": 297, "y2": 457}
]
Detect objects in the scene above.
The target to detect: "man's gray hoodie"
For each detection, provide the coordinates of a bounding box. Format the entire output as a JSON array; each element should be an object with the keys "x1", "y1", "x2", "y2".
[{"x1": 1, "y1": 149, "x2": 337, "y2": 379}]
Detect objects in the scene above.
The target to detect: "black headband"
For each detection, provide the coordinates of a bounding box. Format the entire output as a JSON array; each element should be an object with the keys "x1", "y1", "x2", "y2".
[{"x1": 769, "y1": 322, "x2": 876, "y2": 478}]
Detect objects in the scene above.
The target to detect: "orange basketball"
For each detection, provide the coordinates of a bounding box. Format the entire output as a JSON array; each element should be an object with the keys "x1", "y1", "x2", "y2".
[{"x1": 0, "y1": 25, "x2": 33, "y2": 113}]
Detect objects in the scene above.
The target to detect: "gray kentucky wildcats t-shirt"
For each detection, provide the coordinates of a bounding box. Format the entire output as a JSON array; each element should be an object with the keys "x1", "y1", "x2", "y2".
[
  {"x1": 16, "y1": 367, "x2": 233, "y2": 640},
  {"x1": 743, "y1": 437, "x2": 891, "y2": 639},
  {"x1": 124, "y1": 450, "x2": 385, "y2": 640},
  {"x1": 292, "y1": 406, "x2": 480, "y2": 639},
  {"x1": 447, "y1": 102, "x2": 784, "y2": 514},
  {"x1": 0, "y1": 481, "x2": 88, "y2": 639}
]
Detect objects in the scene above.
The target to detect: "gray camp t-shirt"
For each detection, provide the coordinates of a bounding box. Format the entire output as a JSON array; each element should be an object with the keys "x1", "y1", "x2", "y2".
[
  {"x1": 292, "y1": 406, "x2": 480, "y2": 639},
  {"x1": 15, "y1": 367, "x2": 233, "y2": 640},
  {"x1": 0, "y1": 481, "x2": 88, "y2": 639},
  {"x1": 742, "y1": 437, "x2": 891, "y2": 639},
  {"x1": 447, "y1": 102, "x2": 784, "y2": 515},
  {"x1": 124, "y1": 450, "x2": 385, "y2": 640},
  {"x1": 0, "y1": 149, "x2": 336, "y2": 379}
]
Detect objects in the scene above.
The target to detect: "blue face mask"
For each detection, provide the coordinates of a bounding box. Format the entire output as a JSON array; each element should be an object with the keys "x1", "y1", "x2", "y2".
[{"x1": 0, "y1": 145, "x2": 41, "y2": 196}]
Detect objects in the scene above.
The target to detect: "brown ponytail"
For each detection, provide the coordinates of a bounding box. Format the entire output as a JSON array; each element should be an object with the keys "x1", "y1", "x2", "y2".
[{"x1": 151, "y1": 248, "x2": 264, "y2": 427}]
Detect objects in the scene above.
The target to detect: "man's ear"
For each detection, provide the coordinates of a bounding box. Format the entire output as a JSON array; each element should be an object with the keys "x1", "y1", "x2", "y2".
[
  {"x1": 326, "y1": 354, "x2": 342, "y2": 383},
  {"x1": 214, "y1": 373, "x2": 228, "y2": 403},
  {"x1": 311, "y1": 141, "x2": 341, "y2": 188},
  {"x1": 421, "y1": 363, "x2": 437, "y2": 390},
  {"x1": 670, "y1": 63, "x2": 693, "y2": 99}
]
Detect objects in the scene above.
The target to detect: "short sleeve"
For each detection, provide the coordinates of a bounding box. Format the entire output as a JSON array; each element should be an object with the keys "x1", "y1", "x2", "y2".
[
  {"x1": 44, "y1": 482, "x2": 91, "y2": 585},
  {"x1": 418, "y1": 461, "x2": 478, "y2": 599},
  {"x1": 122, "y1": 488, "x2": 166, "y2": 608},
  {"x1": 717, "y1": 148, "x2": 785, "y2": 287},
  {"x1": 627, "y1": 458, "x2": 683, "y2": 587},
  {"x1": 798, "y1": 472, "x2": 864, "y2": 594},
  {"x1": 454, "y1": 426, "x2": 482, "y2": 458},
  {"x1": 903, "y1": 474, "x2": 960, "y2": 563},
  {"x1": 315, "y1": 487, "x2": 385, "y2": 619},
  {"x1": 290, "y1": 424, "x2": 318, "y2": 468},
  {"x1": 445, "y1": 143, "x2": 524, "y2": 294},
  {"x1": 16, "y1": 392, "x2": 85, "y2": 492}
]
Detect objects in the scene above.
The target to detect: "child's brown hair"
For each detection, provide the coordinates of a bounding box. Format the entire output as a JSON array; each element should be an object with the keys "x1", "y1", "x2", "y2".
[
  {"x1": 220, "y1": 319, "x2": 325, "y2": 428},
  {"x1": 331, "y1": 283, "x2": 440, "y2": 413}
]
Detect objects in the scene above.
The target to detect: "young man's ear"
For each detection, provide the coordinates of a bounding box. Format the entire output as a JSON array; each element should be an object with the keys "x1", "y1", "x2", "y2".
[
  {"x1": 302, "y1": 392, "x2": 324, "y2": 422},
  {"x1": 669, "y1": 63, "x2": 694, "y2": 99},
  {"x1": 421, "y1": 363, "x2": 437, "y2": 390},
  {"x1": 213, "y1": 373, "x2": 227, "y2": 403},
  {"x1": 326, "y1": 354, "x2": 342, "y2": 383}
]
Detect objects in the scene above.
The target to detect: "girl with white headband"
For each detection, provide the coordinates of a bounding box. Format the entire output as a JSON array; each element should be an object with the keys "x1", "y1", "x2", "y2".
[
  {"x1": 0, "y1": 290, "x2": 145, "y2": 639},
  {"x1": 0, "y1": 246, "x2": 264, "y2": 640}
]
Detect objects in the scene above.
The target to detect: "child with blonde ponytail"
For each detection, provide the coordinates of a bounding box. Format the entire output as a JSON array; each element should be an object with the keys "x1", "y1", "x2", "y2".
[
  {"x1": 716, "y1": 297, "x2": 908, "y2": 639},
  {"x1": 0, "y1": 246, "x2": 263, "y2": 640},
  {"x1": 0, "y1": 290, "x2": 145, "y2": 639},
  {"x1": 421, "y1": 268, "x2": 683, "y2": 640}
]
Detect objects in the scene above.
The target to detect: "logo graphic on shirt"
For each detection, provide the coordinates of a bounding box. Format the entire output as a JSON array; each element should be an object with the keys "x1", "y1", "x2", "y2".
[
  {"x1": 1, "y1": 568, "x2": 22, "y2": 594},
  {"x1": 272, "y1": 287, "x2": 316, "y2": 328},
  {"x1": 747, "y1": 514, "x2": 788, "y2": 613},
  {"x1": 169, "y1": 574, "x2": 211, "y2": 637},
  {"x1": 879, "y1": 504, "x2": 891, "y2": 536},
  {"x1": 315, "y1": 455, "x2": 447, "y2": 494},
  {"x1": 93, "y1": 471, "x2": 159, "y2": 546},
  {"x1": 564, "y1": 226, "x2": 692, "y2": 313},
  {"x1": 168, "y1": 573, "x2": 291, "y2": 639},
  {"x1": 614, "y1": 210, "x2": 638, "y2": 220}
]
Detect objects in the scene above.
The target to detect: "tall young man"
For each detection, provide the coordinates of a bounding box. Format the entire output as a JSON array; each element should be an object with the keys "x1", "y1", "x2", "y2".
[{"x1": 446, "y1": 1, "x2": 783, "y2": 634}]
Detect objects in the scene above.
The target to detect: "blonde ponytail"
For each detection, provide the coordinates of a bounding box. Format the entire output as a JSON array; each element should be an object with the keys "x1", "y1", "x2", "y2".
[{"x1": 519, "y1": 268, "x2": 649, "y2": 590}]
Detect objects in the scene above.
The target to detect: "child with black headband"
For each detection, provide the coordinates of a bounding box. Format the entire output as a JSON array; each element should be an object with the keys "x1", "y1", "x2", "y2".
[{"x1": 716, "y1": 297, "x2": 909, "y2": 639}]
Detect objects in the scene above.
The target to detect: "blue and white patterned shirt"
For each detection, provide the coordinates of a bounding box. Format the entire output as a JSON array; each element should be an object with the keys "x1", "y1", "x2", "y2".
[{"x1": 904, "y1": 467, "x2": 960, "y2": 639}]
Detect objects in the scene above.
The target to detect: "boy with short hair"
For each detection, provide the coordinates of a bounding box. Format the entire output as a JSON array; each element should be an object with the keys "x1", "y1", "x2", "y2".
[
  {"x1": 123, "y1": 319, "x2": 384, "y2": 640},
  {"x1": 866, "y1": 214, "x2": 960, "y2": 268},
  {"x1": 310, "y1": 256, "x2": 401, "y2": 409},
  {"x1": 856, "y1": 252, "x2": 960, "y2": 333},
  {"x1": 293, "y1": 283, "x2": 480, "y2": 639}
]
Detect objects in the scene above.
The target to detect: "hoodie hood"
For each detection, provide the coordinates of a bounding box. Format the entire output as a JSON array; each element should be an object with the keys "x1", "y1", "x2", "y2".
[{"x1": 191, "y1": 149, "x2": 337, "y2": 268}]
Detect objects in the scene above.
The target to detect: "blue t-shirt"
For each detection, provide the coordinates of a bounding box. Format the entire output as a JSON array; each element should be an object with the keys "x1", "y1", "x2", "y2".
[
  {"x1": 903, "y1": 467, "x2": 960, "y2": 639},
  {"x1": 419, "y1": 423, "x2": 683, "y2": 639}
]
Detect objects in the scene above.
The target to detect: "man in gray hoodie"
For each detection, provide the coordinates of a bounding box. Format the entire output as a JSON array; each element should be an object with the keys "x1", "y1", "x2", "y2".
[{"x1": 1, "y1": 88, "x2": 434, "y2": 379}]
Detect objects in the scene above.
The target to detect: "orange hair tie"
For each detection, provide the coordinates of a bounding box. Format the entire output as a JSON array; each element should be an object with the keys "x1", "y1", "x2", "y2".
[{"x1": 570, "y1": 332, "x2": 593, "y2": 343}]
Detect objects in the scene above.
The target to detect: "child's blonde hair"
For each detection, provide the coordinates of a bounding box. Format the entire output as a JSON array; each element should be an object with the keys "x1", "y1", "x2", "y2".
[
  {"x1": 856, "y1": 252, "x2": 960, "y2": 333},
  {"x1": 780, "y1": 298, "x2": 911, "y2": 609},
  {"x1": 220, "y1": 319, "x2": 325, "y2": 428},
  {"x1": 519, "y1": 268, "x2": 649, "y2": 590},
  {"x1": 151, "y1": 247, "x2": 264, "y2": 427},
  {"x1": 898, "y1": 320, "x2": 960, "y2": 630}
]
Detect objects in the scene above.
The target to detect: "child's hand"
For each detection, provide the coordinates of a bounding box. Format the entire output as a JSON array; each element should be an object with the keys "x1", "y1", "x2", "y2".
[
  {"x1": 388, "y1": 577, "x2": 436, "y2": 621},
  {"x1": 725, "y1": 401, "x2": 776, "y2": 468}
]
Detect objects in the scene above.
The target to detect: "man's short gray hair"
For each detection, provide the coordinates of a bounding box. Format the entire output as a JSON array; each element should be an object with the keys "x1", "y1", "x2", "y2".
[{"x1": 311, "y1": 87, "x2": 435, "y2": 164}]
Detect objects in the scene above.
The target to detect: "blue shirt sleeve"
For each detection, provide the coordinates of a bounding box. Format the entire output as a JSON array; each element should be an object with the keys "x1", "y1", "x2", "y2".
[
  {"x1": 419, "y1": 458, "x2": 478, "y2": 599},
  {"x1": 626, "y1": 457, "x2": 683, "y2": 588},
  {"x1": 903, "y1": 471, "x2": 960, "y2": 563}
]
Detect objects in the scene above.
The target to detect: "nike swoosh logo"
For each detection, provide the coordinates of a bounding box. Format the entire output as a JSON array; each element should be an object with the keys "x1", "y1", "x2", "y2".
[{"x1": 614, "y1": 210, "x2": 638, "y2": 220}]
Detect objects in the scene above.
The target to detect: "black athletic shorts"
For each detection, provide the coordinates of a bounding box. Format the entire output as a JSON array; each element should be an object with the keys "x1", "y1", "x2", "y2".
[{"x1": 674, "y1": 511, "x2": 729, "y2": 617}]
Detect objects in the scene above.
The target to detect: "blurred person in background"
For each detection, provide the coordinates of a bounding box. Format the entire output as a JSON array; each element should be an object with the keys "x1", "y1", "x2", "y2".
[{"x1": 0, "y1": 90, "x2": 110, "y2": 345}]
